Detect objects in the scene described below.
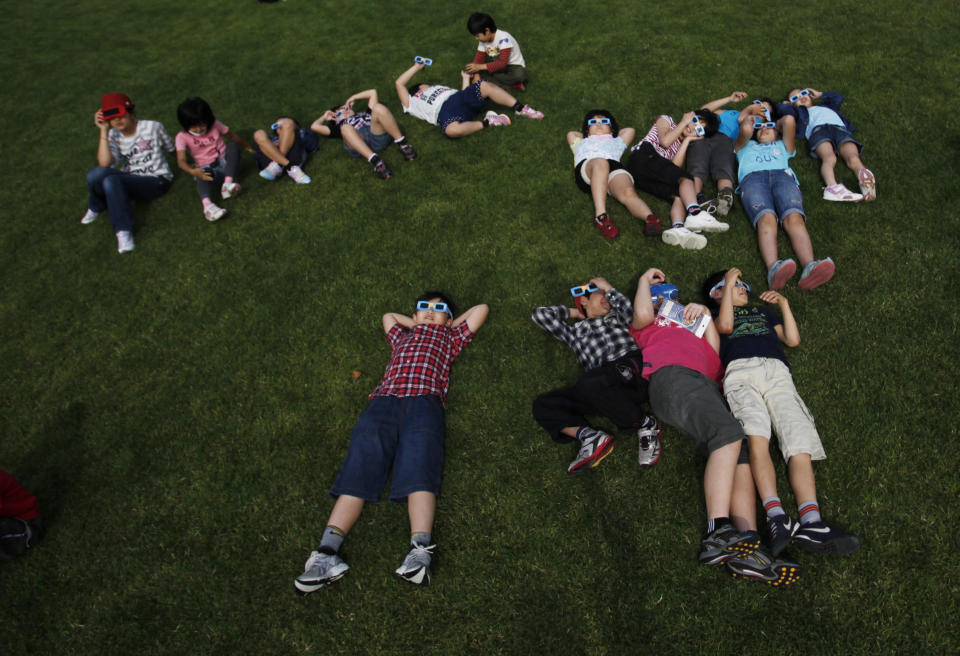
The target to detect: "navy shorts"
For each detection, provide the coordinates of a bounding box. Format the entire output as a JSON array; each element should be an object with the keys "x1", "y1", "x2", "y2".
[
  {"x1": 437, "y1": 82, "x2": 486, "y2": 132},
  {"x1": 330, "y1": 395, "x2": 445, "y2": 503},
  {"x1": 344, "y1": 125, "x2": 393, "y2": 157},
  {"x1": 807, "y1": 124, "x2": 861, "y2": 158},
  {"x1": 739, "y1": 170, "x2": 806, "y2": 227}
]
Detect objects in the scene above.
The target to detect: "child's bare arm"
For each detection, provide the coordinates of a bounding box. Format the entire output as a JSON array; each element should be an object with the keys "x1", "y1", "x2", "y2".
[
  {"x1": 395, "y1": 63, "x2": 425, "y2": 108},
  {"x1": 672, "y1": 134, "x2": 700, "y2": 167},
  {"x1": 453, "y1": 304, "x2": 490, "y2": 333},
  {"x1": 760, "y1": 291, "x2": 801, "y2": 347},
  {"x1": 382, "y1": 312, "x2": 414, "y2": 333},
  {"x1": 657, "y1": 114, "x2": 688, "y2": 149},
  {"x1": 224, "y1": 129, "x2": 255, "y2": 153},
  {"x1": 632, "y1": 268, "x2": 665, "y2": 330},
  {"x1": 703, "y1": 320, "x2": 720, "y2": 354},
  {"x1": 715, "y1": 268, "x2": 741, "y2": 334},
  {"x1": 566, "y1": 131, "x2": 583, "y2": 147},
  {"x1": 701, "y1": 91, "x2": 747, "y2": 113},
  {"x1": 734, "y1": 119, "x2": 754, "y2": 152},
  {"x1": 346, "y1": 89, "x2": 378, "y2": 110},
  {"x1": 618, "y1": 127, "x2": 637, "y2": 145},
  {"x1": 310, "y1": 111, "x2": 336, "y2": 136},
  {"x1": 779, "y1": 114, "x2": 797, "y2": 154},
  {"x1": 176, "y1": 149, "x2": 211, "y2": 180}
]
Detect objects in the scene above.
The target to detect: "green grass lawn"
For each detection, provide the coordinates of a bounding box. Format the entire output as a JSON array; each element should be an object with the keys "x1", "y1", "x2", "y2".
[{"x1": 1, "y1": 1, "x2": 958, "y2": 654}]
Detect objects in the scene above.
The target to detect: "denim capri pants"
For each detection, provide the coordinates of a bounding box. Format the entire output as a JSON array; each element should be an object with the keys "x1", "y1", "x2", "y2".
[{"x1": 739, "y1": 169, "x2": 806, "y2": 228}]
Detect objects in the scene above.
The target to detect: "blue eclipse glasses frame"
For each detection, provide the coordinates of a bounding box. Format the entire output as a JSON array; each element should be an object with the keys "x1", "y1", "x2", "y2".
[
  {"x1": 416, "y1": 300, "x2": 452, "y2": 315},
  {"x1": 710, "y1": 279, "x2": 751, "y2": 296},
  {"x1": 650, "y1": 283, "x2": 679, "y2": 303},
  {"x1": 690, "y1": 115, "x2": 706, "y2": 137},
  {"x1": 570, "y1": 282, "x2": 600, "y2": 297},
  {"x1": 789, "y1": 88, "x2": 811, "y2": 103},
  {"x1": 414, "y1": 56, "x2": 433, "y2": 66},
  {"x1": 753, "y1": 119, "x2": 777, "y2": 130},
  {"x1": 587, "y1": 117, "x2": 612, "y2": 126}
]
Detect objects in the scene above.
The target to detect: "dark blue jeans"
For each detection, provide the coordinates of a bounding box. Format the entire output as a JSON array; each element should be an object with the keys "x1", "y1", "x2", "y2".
[
  {"x1": 195, "y1": 141, "x2": 241, "y2": 200},
  {"x1": 86, "y1": 167, "x2": 171, "y2": 232}
]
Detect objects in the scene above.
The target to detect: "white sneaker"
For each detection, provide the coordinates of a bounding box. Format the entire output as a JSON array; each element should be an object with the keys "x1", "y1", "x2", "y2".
[
  {"x1": 220, "y1": 181, "x2": 241, "y2": 199},
  {"x1": 287, "y1": 165, "x2": 312, "y2": 184},
  {"x1": 116, "y1": 231, "x2": 135, "y2": 253},
  {"x1": 684, "y1": 212, "x2": 729, "y2": 233},
  {"x1": 294, "y1": 550, "x2": 349, "y2": 594},
  {"x1": 395, "y1": 543, "x2": 435, "y2": 586},
  {"x1": 259, "y1": 161, "x2": 283, "y2": 181},
  {"x1": 822, "y1": 184, "x2": 862, "y2": 202},
  {"x1": 81, "y1": 209, "x2": 100, "y2": 225},
  {"x1": 662, "y1": 225, "x2": 707, "y2": 250},
  {"x1": 203, "y1": 203, "x2": 227, "y2": 222},
  {"x1": 484, "y1": 110, "x2": 511, "y2": 127}
]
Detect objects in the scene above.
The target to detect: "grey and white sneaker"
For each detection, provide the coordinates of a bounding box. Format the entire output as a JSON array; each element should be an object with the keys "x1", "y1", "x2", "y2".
[
  {"x1": 662, "y1": 225, "x2": 707, "y2": 250},
  {"x1": 116, "y1": 230, "x2": 135, "y2": 254},
  {"x1": 395, "y1": 543, "x2": 435, "y2": 585},
  {"x1": 294, "y1": 550, "x2": 349, "y2": 594},
  {"x1": 81, "y1": 209, "x2": 100, "y2": 225},
  {"x1": 716, "y1": 188, "x2": 734, "y2": 217},
  {"x1": 683, "y1": 212, "x2": 729, "y2": 233},
  {"x1": 637, "y1": 418, "x2": 662, "y2": 467},
  {"x1": 568, "y1": 428, "x2": 616, "y2": 473},
  {"x1": 767, "y1": 514, "x2": 800, "y2": 557}
]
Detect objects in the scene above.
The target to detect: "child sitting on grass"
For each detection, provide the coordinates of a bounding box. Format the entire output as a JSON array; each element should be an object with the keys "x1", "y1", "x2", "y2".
[
  {"x1": 532, "y1": 277, "x2": 662, "y2": 473},
  {"x1": 394, "y1": 59, "x2": 542, "y2": 140},
  {"x1": 174, "y1": 97, "x2": 254, "y2": 222},
  {"x1": 703, "y1": 267, "x2": 861, "y2": 558},
  {"x1": 776, "y1": 87, "x2": 875, "y2": 202},
  {"x1": 566, "y1": 110, "x2": 662, "y2": 240},
  {"x1": 734, "y1": 113, "x2": 835, "y2": 290},
  {"x1": 626, "y1": 111, "x2": 730, "y2": 250},
  {"x1": 82, "y1": 93, "x2": 175, "y2": 254},
  {"x1": 310, "y1": 88, "x2": 417, "y2": 180},
  {"x1": 251, "y1": 117, "x2": 316, "y2": 184},
  {"x1": 464, "y1": 12, "x2": 527, "y2": 90},
  {"x1": 631, "y1": 268, "x2": 802, "y2": 586},
  {"x1": 294, "y1": 293, "x2": 488, "y2": 592}
]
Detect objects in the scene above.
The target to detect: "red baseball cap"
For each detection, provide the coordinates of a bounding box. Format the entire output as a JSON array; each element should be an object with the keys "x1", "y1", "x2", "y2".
[{"x1": 101, "y1": 93, "x2": 135, "y2": 119}]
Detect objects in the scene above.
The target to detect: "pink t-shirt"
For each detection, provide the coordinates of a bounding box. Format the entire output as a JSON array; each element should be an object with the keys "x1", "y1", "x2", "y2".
[
  {"x1": 630, "y1": 321, "x2": 723, "y2": 383},
  {"x1": 175, "y1": 120, "x2": 230, "y2": 166}
]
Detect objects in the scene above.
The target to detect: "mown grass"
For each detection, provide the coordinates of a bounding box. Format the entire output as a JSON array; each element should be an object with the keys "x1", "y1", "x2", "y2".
[{"x1": 1, "y1": 1, "x2": 958, "y2": 654}]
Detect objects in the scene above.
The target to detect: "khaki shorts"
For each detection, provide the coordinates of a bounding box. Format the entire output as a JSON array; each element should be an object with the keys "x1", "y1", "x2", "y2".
[{"x1": 723, "y1": 357, "x2": 825, "y2": 461}]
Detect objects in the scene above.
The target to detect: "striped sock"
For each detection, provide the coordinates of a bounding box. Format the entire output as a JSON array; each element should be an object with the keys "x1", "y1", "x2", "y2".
[
  {"x1": 318, "y1": 525, "x2": 345, "y2": 554},
  {"x1": 685, "y1": 204, "x2": 701, "y2": 215},
  {"x1": 798, "y1": 501, "x2": 822, "y2": 525},
  {"x1": 707, "y1": 516, "x2": 730, "y2": 534},
  {"x1": 763, "y1": 496, "x2": 786, "y2": 518}
]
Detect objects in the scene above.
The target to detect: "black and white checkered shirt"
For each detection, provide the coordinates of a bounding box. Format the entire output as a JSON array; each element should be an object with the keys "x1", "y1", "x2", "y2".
[{"x1": 532, "y1": 288, "x2": 638, "y2": 371}]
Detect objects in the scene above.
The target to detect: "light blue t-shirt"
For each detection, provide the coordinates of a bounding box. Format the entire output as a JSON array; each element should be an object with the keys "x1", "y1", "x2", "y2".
[
  {"x1": 717, "y1": 110, "x2": 741, "y2": 140},
  {"x1": 736, "y1": 140, "x2": 798, "y2": 184},
  {"x1": 805, "y1": 106, "x2": 846, "y2": 139}
]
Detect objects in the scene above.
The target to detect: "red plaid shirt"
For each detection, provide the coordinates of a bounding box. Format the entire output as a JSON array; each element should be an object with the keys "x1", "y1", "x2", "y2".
[{"x1": 370, "y1": 322, "x2": 474, "y2": 404}]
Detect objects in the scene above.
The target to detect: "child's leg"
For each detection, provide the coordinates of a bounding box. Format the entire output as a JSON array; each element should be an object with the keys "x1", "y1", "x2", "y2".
[
  {"x1": 677, "y1": 177, "x2": 699, "y2": 209},
  {"x1": 222, "y1": 141, "x2": 242, "y2": 180},
  {"x1": 703, "y1": 440, "x2": 741, "y2": 521},
  {"x1": 407, "y1": 491, "x2": 436, "y2": 537},
  {"x1": 787, "y1": 453, "x2": 817, "y2": 510},
  {"x1": 729, "y1": 459, "x2": 758, "y2": 533},
  {"x1": 253, "y1": 129, "x2": 291, "y2": 167},
  {"x1": 748, "y1": 435, "x2": 779, "y2": 500},
  {"x1": 609, "y1": 174, "x2": 653, "y2": 219},
  {"x1": 584, "y1": 158, "x2": 611, "y2": 216},
  {"x1": 443, "y1": 120, "x2": 486, "y2": 139},
  {"x1": 327, "y1": 494, "x2": 366, "y2": 536},
  {"x1": 369, "y1": 103, "x2": 404, "y2": 140},
  {"x1": 478, "y1": 80, "x2": 518, "y2": 107},
  {"x1": 196, "y1": 177, "x2": 216, "y2": 202},
  {"x1": 756, "y1": 213, "x2": 780, "y2": 269},
  {"x1": 838, "y1": 141, "x2": 866, "y2": 175},
  {"x1": 782, "y1": 212, "x2": 815, "y2": 266},
  {"x1": 669, "y1": 196, "x2": 686, "y2": 225},
  {"x1": 815, "y1": 142, "x2": 839, "y2": 187},
  {"x1": 340, "y1": 124, "x2": 376, "y2": 160}
]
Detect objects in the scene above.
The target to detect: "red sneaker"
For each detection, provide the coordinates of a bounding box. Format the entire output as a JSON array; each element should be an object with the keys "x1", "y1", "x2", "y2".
[
  {"x1": 643, "y1": 214, "x2": 663, "y2": 237},
  {"x1": 594, "y1": 213, "x2": 620, "y2": 240}
]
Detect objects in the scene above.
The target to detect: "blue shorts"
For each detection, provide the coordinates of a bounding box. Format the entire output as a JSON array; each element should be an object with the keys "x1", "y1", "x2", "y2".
[
  {"x1": 807, "y1": 124, "x2": 861, "y2": 158},
  {"x1": 254, "y1": 123, "x2": 319, "y2": 170},
  {"x1": 437, "y1": 82, "x2": 486, "y2": 133},
  {"x1": 330, "y1": 395, "x2": 445, "y2": 503},
  {"x1": 739, "y1": 170, "x2": 806, "y2": 228},
  {"x1": 344, "y1": 125, "x2": 393, "y2": 158}
]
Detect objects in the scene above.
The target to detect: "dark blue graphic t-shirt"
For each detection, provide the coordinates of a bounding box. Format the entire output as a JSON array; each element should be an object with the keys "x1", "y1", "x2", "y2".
[{"x1": 720, "y1": 305, "x2": 789, "y2": 368}]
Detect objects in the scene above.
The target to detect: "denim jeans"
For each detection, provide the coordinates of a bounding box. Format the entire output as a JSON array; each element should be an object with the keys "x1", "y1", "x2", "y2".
[
  {"x1": 739, "y1": 169, "x2": 805, "y2": 228},
  {"x1": 195, "y1": 141, "x2": 241, "y2": 200},
  {"x1": 86, "y1": 167, "x2": 171, "y2": 232}
]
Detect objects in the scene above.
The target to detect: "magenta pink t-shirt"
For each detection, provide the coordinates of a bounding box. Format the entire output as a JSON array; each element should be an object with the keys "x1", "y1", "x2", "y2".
[
  {"x1": 175, "y1": 120, "x2": 229, "y2": 166},
  {"x1": 630, "y1": 322, "x2": 723, "y2": 384}
]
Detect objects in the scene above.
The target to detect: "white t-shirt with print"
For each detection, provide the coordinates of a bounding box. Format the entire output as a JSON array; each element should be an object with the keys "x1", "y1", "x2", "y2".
[
  {"x1": 108, "y1": 119, "x2": 175, "y2": 180},
  {"x1": 476, "y1": 29, "x2": 525, "y2": 67},
  {"x1": 403, "y1": 85, "x2": 457, "y2": 126},
  {"x1": 573, "y1": 135, "x2": 628, "y2": 166}
]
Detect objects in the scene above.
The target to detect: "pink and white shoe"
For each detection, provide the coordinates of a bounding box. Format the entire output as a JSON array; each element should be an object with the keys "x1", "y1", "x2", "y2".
[
  {"x1": 484, "y1": 110, "x2": 511, "y2": 127},
  {"x1": 857, "y1": 168, "x2": 876, "y2": 201},
  {"x1": 221, "y1": 181, "x2": 241, "y2": 200},
  {"x1": 515, "y1": 104, "x2": 544, "y2": 120},
  {"x1": 822, "y1": 184, "x2": 862, "y2": 202},
  {"x1": 203, "y1": 203, "x2": 227, "y2": 222}
]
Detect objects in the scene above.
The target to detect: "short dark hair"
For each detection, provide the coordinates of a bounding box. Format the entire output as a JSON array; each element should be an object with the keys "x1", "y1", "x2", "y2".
[
  {"x1": 416, "y1": 290, "x2": 456, "y2": 317},
  {"x1": 581, "y1": 109, "x2": 620, "y2": 138},
  {"x1": 467, "y1": 12, "x2": 496, "y2": 34},
  {"x1": 176, "y1": 97, "x2": 216, "y2": 131},
  {"x1": 408, "y1": 83, "x2": 428, "y2": 97},
  {"x1": 693, "y1": 109, "x2": 719, "y2": 138},
  {"x1": 701, "y1": 270, "x2": 728, "y2": 310}
]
